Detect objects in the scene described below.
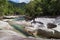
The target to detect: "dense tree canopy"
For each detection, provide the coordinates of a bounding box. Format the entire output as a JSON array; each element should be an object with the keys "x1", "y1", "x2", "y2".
[
  {"x1": 0, "y1": 0, "x2": 26, "y2": 16},
  {"x1": 0, "y1": 0, "x2": 60, "y2": 18},
  {"x1": 0, "y1": 0, "x2": 8, "y2": 16},
  {"x1": 25, "y1": 0, "x2": 60, "y2": 18}
]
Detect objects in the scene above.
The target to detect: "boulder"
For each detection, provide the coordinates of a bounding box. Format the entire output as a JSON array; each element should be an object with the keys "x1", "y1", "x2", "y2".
[
  {"x1": 25, "y1": 18, "x2": 60, "y2": 38},
  {"x1": 47, "y1": 23, "x2": 57, "y2": 29},
  {"x1": 0, "y1": 21, "x2": 13, "y2": 30},
  {"x1": 37, "y1": 28, "x2": 60, "y2": 39},
  {"x1": 35, "y1": 24, "x2": 60, "y2": 39},
  {"x1": 0, "y1": 30, "x2": 24, "y2": 40},
  {"x1": 3, "y1": 16, "x2": 18, "y2": 19},
  {"x1": 37, "y1": 29, "x2": 54, "y2": 38}
]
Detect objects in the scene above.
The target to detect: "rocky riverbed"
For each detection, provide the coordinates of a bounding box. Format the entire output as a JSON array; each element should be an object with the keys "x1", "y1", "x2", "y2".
[
  {"x1": 9, "y1": 17, "x2": 60, "y2": 39},
  {"x1": 1, "y1": 17, "x2": 60, "y2": 40}
]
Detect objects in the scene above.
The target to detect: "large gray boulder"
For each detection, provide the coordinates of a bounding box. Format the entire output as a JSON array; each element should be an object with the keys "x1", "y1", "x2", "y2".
[{"x1": 37, "y1": 28, "x2": 60, "y2": 39}]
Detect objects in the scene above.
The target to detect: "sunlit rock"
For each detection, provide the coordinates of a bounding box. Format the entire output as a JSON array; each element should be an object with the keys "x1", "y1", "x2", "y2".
[{"x1": 0, "y1": 21, "x2": 13, "y2": 30}]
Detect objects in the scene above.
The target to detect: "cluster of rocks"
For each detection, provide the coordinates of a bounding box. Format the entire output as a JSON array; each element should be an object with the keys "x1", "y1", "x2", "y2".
[
  {"x1": 5, "y1": 17, "x2": 60, "y2": 39},
  {"x1": 24, "y1": 18, "x2": 60, "y2": 39}
]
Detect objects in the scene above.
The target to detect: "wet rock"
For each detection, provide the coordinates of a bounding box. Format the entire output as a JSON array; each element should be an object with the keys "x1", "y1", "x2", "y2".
[
  {"x1": 37, "y1": 29, "x2": 53, "y2": 38},
  {"x1": 31, "y1": 20, "x2": 43, "y2": 24},
  {"x1": 47, "y1": 23, "x2": 57, "y2": 29}
]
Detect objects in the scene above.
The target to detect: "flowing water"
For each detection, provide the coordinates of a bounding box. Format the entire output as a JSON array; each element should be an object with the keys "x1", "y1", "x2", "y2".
[{"x1": 8, "y1": 17, "x2": 60, "y2": 38}]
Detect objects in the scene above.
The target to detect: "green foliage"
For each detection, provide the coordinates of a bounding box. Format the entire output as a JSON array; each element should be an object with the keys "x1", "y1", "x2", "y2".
[
  {"x1": 0, "y1": 0, "x2": 8, "y2": 16},
  {"x1": 8, "y1": 1, "x2": 26, "y2": 15},
  {"x1": 0, "y1": 0, "x2": 26, "y2": 16},
  {"x1": 0, "y1": 0, "x2": 60, "y2": 18},
  {"x1": 25, "y1": 0, "x2": 60, "y2": 18}
]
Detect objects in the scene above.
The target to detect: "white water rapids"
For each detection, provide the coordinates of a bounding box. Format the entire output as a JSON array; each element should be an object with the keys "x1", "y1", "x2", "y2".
[{"x1": 33, "y1": 18, "x2": 60, "y2": 32}]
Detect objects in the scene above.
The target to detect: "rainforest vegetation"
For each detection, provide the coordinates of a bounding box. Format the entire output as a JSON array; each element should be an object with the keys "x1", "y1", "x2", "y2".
[{"x1": 0, "y1": 0, "x2": 60, "y2": 18}]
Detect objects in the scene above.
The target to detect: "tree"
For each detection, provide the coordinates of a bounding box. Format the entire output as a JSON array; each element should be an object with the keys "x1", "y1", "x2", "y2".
[
  {"x1": 25, "y1": 0, "x2": 60, "y2": 18},
  {"x1": 0, "y1": 0, "x2": 26, "y2": 16},
  {"x1": 0, "y1": 0, "x2": 8, "y2": 16}
]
